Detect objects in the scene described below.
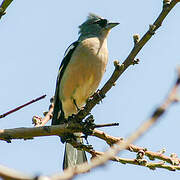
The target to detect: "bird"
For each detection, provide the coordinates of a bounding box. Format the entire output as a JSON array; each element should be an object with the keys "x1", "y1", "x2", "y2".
[{"x1": 52, "y1": 13, "x2": 119, "y2": 169}]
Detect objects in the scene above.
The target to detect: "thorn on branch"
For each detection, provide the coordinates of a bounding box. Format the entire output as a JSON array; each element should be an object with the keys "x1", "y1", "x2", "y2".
[
  {"x1": 163, "y1": 0, "x2": 171, "y2": 9},
  {"x1": 170, "y1": 153, "x2": 180, "y2": 165},
  {"x1": 113, "y1": 61, "x2": 125, "y2": 74},
  {"x1": 147, "y1": 161, "x2": 165, "y2": 170},
  {"x1": 5, "y1": 138, "x2": 11, "y2": 143},
  {"x1": 50, "y1": 96, "x2": 54, "y2": 103},
  {"x1": 135, "y1": 150, "x2": 147, "y2": 165},
  {"x1": 113, "y1": 60, "x2": 119, "y2": 67},
  {"x1": 24, "y1": 137, "x2": 34, "y2": 141},
  {"x1": 148, "y1": 155, "x2": 156, "y2": 161},
  {"x1": 131, "y1": 58, "x2": 140, "y2": 65},
  {"x1": 151, "y1": 107, "x2": 165, "y2": 119},
  {"x1": 90, "y1": 150, "x2": 104, "y2": 159},
  {"x1": 2, "y1": 134, "x2": 12, "y2": 143},
  {"x1": 113, "y1": 60, "x2": 120, "y2": 69},
  {"x1": 136, "y1": 150, "x2": 145, "y2": 160},
  {"x1": 0, "y1": 7, "x2": 5, "y2": 17},
  {"x1": 135, "y1": 150, "x2": 148, "y2": 165},
  {"x1": 176, "y1": 67, "x2": 180, "y2": 85},
  {"x1": 149, "y1": 24, "x2": 156, "y2": 35},
  {"x1": 136, "y1": 159, "x2": 148, "y2": 166},
  {"x1": 176, "y1": 78, "x2": 180, "y2": 86},
  {"x1": 133, "y1": 34, "x2": 140, "y2": 45},
  {"x1": 157, "y1": 148, "x2": 166, "y2": 154},
  {"x1": 32, "y1": 116, "x2": 42, "y2": 126}
]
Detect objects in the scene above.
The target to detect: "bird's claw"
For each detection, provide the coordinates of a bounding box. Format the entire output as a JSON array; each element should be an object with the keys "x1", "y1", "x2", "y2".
[{"x1": 81, "y1": 114, "x2": 95, "y2": 138}]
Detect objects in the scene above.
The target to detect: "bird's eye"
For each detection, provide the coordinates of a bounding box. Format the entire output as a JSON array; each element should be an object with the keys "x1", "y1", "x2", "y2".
[{"x1": 96, "y1": 19, "x2": 108, "y2": 28}]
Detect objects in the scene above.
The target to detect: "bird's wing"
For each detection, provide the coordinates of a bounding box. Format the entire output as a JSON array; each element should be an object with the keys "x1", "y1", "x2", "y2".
[{"x1": 52, "y1": 41, "x2": 79, "y2": 125}]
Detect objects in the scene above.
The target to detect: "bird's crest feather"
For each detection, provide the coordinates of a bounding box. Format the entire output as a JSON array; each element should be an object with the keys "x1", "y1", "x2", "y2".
[{"x1": 78, "y1": 13, "x2": 104, "y2": 35}]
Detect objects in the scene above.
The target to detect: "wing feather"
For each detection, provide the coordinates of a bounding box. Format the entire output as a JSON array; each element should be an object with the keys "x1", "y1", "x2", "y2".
[{"x1": 52, "y1": 41, "x2": 79, "y2": 125}]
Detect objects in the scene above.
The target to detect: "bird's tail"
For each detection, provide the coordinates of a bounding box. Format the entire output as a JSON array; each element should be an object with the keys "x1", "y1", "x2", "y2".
[{"x1": 63, "y1": 141, "x2": 87, "y2": 169}]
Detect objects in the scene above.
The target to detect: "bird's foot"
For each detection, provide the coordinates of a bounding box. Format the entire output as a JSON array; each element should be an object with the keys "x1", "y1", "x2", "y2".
[
  {"x1": 73, "y1": 98, "x2": 80, "y2": 111},
  {"x1": 68, "y1": 113, "x2": 81, "y2": 123},
  {"x1": 81, "y1": 114, "x2": 96, "y2": 141}
]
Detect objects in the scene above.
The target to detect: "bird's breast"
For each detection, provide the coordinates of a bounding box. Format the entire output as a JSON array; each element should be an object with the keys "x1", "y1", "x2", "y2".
[{"x1": 59, "y1": 37, "x2": 108, "y2": 117}]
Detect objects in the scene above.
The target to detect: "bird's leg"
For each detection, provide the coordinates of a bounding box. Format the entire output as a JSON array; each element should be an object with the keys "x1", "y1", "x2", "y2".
[
  {"x1": 73, "y1": 98, "x2": 80, "y2": 111},
  {"x1": 66, "y1": 99, "x2": 81, "y2": 122}
]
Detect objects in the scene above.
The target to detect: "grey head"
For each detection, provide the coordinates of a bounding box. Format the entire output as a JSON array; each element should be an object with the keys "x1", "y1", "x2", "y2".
[{"x1": 78, "y1": 13, "x2": 119, "y2": 38}]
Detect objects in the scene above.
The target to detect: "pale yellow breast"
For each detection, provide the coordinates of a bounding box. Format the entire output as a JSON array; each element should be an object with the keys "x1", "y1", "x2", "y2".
[{"x1": 59, "y1": 37, "x2": 108, "y2": 118}]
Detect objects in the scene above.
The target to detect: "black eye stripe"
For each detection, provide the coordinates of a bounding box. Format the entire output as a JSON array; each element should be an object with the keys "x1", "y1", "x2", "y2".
[{"x1": 96, "y1": 19, "x2": 108, "y2": 28}]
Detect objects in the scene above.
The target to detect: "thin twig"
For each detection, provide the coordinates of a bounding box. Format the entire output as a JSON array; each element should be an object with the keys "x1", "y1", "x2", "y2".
[
  {"x1": 0, "y1": 95, "x2": 46, "y2": 119},
  {"x1": 89, "y1": 150, "x2": 180, "y2": 171},
  {"x1": 95, "y1": 123, "x2": 119, "y2": 128},
  {"x1": 113, "y1": 157, "x2": 180, "y2": 171},
  {"x1": 32, "y1": 104, "x2": 54, "y2": 127},
  {"x1": 92, "y1": 129, "x2": 180, "y2": 166}
]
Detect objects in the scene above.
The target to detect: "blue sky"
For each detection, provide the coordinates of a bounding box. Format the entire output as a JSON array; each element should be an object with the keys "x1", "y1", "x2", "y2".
[{"x1": 1, "y1": 0, "x2": 180, "y2": 179}]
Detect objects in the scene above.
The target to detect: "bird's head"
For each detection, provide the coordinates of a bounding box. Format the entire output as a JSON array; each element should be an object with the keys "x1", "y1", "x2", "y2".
[{"x1": 78, "y1": 13, "x2": 119, "y2": 38}]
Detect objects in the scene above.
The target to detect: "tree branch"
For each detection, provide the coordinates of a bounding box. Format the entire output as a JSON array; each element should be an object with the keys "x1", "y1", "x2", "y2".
[
  {"x1": 0, "y1": 164, "x2": 33, "y2": 180},
  {"x1": 0, "y1": 0, "x2": 13, "y2": 19},
  {"x1": 0, "y1": 95, "x2": 46, "y2": 119},
  {"x1": 0, "y1": 121, "x2": 118, "y2": 143},
  {"x1": 0, "y1": 123, "x2": 83, "y2": 142},
  {"x1": 90, "y1": 150, "x2": 180, "y2": 171},
  {"x1": 1, "y1": 0, "x2": 180, "y2": 179},
  {"x1": 113, "y1": 157, "x2": 180, "y2": 171},
  {"x1": 1, "y1": 64, "x2": 178, "y2": 179},
  {"x1": 92, "y1": 129, "x2": 180, "y2": 166}
]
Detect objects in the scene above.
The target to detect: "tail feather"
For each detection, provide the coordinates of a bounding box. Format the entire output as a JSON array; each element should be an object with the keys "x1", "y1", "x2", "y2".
[{"x1": 63, "y1": 143, "x2": 87, "y2": 169}]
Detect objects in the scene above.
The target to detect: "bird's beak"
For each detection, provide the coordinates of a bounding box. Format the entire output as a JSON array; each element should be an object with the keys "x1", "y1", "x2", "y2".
[{"x1": 105, "y1": 22, "x2": 119, "y2": 29}]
